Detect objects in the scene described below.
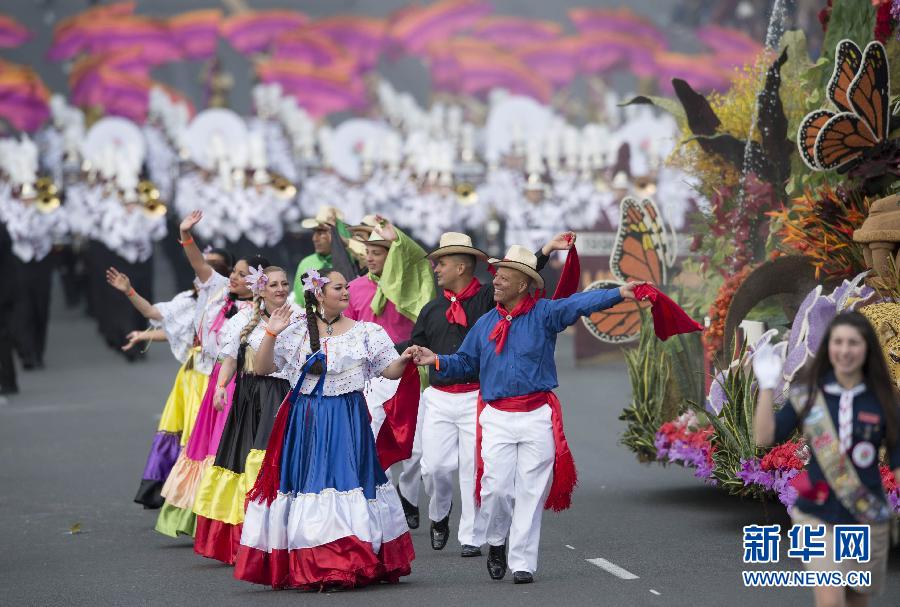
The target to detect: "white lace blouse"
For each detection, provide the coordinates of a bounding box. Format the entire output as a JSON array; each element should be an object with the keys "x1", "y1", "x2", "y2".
[
  {"x1": 151, "y1": 289, "x2": 197, "y2": 364},
  {"x1": 274, "y1": 320, "x2": 399, "y2": 395},
  {"x1": 218, "y1": 304, "x2": 304, "y2": 381},
  {"x1": 192, "y1": 272, "x2": 252, "y2": 375}
]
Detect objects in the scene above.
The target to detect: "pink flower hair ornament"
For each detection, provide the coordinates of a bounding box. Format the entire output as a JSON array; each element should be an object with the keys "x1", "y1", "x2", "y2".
[
  {"x1": 245, "y1": 265, "x2": 269, "y2": 296},
  {"x1": 302, "y1": 269, "x2": 330, "y2": 297}
]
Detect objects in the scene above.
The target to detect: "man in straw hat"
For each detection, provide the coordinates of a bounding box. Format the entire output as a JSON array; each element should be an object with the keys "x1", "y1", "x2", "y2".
[
  {"x1": 406, "y1": 245, "x2": 641, "y2": 584},
  {"x1": 402, "y1": 230, "x2": 576, "y2": 558},
  {"x1": 292, "y1": 205, "x2": 343, "y2": 306},
  {"x1": 345, "y1": 215, "x2": 435, "y2": 529}
]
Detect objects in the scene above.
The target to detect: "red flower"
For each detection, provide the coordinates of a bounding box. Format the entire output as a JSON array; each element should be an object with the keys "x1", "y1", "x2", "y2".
[
  {"x1": 818, "y1": 0, "x2": 832, "y2": 32},
  {"x1": 881, "y1": 465, "x2": 898, "y2": 493},
  {"x1": 874, "y1": 0, "x2": 894, "y2": 43}
]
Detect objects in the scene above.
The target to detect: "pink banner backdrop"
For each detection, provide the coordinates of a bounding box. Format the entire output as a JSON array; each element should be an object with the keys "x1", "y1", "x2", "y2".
[{"x1": 3, "y1": 2, "x2": 766, "y2": 131}]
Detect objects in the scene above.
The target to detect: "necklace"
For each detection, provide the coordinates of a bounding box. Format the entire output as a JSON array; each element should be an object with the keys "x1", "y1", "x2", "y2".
[{"x1": 317, "y1": 312, "x2": 342, "y2": 336}]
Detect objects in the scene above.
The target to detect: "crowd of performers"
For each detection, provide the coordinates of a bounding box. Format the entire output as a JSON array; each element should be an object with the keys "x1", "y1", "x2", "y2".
[{"x1": 111, "y1": 202, "x2": 640, "y2": 590}]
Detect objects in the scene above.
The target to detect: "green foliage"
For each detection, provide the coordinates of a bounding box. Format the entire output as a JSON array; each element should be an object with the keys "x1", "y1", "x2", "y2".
[
  {"x1": 686, "y1": 348, "x2": 765, "y2": 497},
  {"x1": 810, "y1": 0, "x2": 876, "y2": 90},
  {"x1": 619, "y1": 310, "x2": 679, "y2": 463},
  {"x1": 669, "y1": 257, "x2": 725, "y2": 319},
  {"x1": 663, "y1": 331, "x2": 705, "y2": 410}
]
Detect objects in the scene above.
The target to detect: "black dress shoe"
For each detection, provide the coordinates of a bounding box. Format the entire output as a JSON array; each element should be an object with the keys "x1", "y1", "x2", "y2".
[
  {"x1": 487, "y1": 544, "x2": 507, "y2": 580},
  {"x1": 430, "y1": 504, "x2": 451, "y2": 550},
  {"x1": 0, "y1": 385, "x2": 18, "y2": 396},
  {"x1": 398, "y1": 489, "x2": 419, "y2": 529},
  {"x1": 513, "y1": 571, "x2": 533, "y2": 584},
  {"x1": 461, "y1": 544, "x2": 482, "y2": 557}
]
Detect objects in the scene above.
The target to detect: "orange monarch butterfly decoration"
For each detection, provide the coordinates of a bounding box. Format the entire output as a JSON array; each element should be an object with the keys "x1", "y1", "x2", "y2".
[
  {"x1": 797, "y1": 39, "x2": 891, "y2": 172},
  {"x1": 581, "y1": 197, "x2": 676, "y2": 343}
]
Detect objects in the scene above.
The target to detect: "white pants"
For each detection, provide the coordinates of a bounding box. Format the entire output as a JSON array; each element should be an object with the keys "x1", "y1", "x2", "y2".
[
  {"x1": 420, "y1": 386, "x2": 486, "y2": 547},
  {"x1": 479, "y1": 404, "x2": 555, "y2": 574},
  {"x1": 366, "y1": 376, "x2": 424, "y2": 506}
]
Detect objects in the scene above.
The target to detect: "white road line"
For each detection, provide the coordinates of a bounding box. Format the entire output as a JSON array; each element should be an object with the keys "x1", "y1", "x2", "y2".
[
  {"x1": 565, "y1": 545, "x2": 575, "y2": 550},
  {"x1": 586, "y1": 558, "x2": 639, "y2": 580},
  {"x1": 650, "y1": 589, "x2": 661, "y2": 596}
]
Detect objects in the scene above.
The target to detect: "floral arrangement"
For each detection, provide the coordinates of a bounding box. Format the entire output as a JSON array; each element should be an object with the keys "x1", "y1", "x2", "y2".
[
  {"x1": 654, "y1": 410, "x2": 716, "y2": 483},
  {"x1": 737, "y1": 440, "x2": 807, "y2": 507},
  {"x1": 769, "y1": 186, "x2": 870, "y2": 280}
]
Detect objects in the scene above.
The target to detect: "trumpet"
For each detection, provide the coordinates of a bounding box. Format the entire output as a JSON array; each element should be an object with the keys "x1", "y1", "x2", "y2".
[
  {"x1": 454, "y1": 181, "x2": 478, "y2": 206},
  {"x1": 137, "y1": 179, "x2": 167, "y2": 217}
]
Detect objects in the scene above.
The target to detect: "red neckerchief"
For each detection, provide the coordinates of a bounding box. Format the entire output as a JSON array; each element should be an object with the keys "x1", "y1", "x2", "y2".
[
  {"x1": 488, "y1": 292, "x2": 538, "y2": 353},
  {"x1": 444, "y1": 277, "x2": 482, "y2": 327}
]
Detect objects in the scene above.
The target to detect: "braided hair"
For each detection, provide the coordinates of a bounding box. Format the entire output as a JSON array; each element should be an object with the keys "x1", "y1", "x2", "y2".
[
  {"x1": 301, "y1": 267, "x2": 334, "y2": 375},
  {"x1": 239, "y1": 265, "x2": 285, "y2": 345}
]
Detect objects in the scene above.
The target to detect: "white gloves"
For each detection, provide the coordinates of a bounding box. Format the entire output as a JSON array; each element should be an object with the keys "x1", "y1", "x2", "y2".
[{"x1": 751, "y1": 343, "x2": 783, "y2": 391}]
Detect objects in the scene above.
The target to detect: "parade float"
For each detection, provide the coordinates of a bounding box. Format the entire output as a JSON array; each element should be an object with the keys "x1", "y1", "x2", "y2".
[{"x1": 612, "y1": 0, "x2": 900, "y2": 517}]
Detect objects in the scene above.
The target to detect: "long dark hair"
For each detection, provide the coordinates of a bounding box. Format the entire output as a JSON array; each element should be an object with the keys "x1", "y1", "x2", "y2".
[
  {"x1": 800, "y1": 311, "x2": 899, "y2": 448},
  {"x1": 225, "y1": 255, "x2": 270, "y2": 317},
  {"x1": 301, "y1": 266, "x2": 337, "y2": 375}
]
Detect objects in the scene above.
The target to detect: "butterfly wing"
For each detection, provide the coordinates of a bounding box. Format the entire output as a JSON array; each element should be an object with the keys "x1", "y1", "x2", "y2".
[
  {"x1": 610, "y1": 197, "x2": 667, "y2": 286},
  {"x1": 797, "y1": 109, "x2": 834, "y2": 170},
  {"x1": 827, "y1": 39, "x2": 862, "y2": 113},
  {"x1": 847, "y1": 41, "x2": 890, "y2": 142},
  {"x1": 580, "y1": 279, "x2": 648, "y2": 344},
  {"x1": 639, "y1": 198, "x2": 676, "y2": 268},
  {"x1": 813, "y1": 112, "x2": 878, "y2": 170}
]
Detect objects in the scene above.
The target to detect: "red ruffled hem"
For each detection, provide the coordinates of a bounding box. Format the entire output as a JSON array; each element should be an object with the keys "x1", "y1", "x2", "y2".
[
  {"x1": 193, "y1": 516, "x2": 242, "y2": 565},
  {"x1": 233, "y1": 532, "x2": 415, "y2": 590}
]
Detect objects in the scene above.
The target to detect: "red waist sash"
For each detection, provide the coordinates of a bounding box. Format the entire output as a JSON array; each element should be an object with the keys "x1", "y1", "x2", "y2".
[
  {"x1": 475, "y1": 391, "x2": 577, "y2": 512},
  {"x1": 433, "y1": 382, "x2": 480, "y2": 394}
]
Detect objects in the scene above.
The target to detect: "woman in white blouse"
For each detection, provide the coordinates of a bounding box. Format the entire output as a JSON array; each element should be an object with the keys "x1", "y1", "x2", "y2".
[{"x1": 232, "y1": 268, "x2": 417, "y2": 591}]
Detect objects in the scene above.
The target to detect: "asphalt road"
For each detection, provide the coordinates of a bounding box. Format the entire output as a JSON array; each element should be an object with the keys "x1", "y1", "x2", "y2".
[{"x1": 2, "y1": 303, "x2": 898, "y2": 607}]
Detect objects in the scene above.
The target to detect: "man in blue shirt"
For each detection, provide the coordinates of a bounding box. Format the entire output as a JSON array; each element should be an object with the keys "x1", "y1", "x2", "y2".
[{"x1": 406, "y1": 245, "x2": 639, "y2": 584}]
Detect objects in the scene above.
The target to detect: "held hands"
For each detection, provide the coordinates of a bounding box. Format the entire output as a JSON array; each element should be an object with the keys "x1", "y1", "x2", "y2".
[
  {"x1": 619, "y1": 281, "x2": 647, "y2": 301},
  {"x1": 106, "y1": 267, "x2": 131, "y2": 293},
  {"x1": 213, "y1": 386, "x2": 228, "y2": 412},
  {"x1": 179, "y1": 210, "x2": 202, "y2": 234},
  {"x1": 121, "y1": 330, "x2": 145, "y2": 352},
  {"x1": 266, "y1": 303, "x2": 293, "y2": 336},
  {"x1": 751, "y1": 343, "x2": 783, "y2": 391},
  {"x1": 402, "y1": 345, "x2": 437, "y2": 367},
  {"x1": 543, "y1": 231, "x2": 576, "y2": 255}
]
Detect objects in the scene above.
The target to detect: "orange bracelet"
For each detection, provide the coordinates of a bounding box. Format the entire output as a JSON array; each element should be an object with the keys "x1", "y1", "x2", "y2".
[
  {"x1": 434, "y1": 356, "x2": 440, "y2": 371},
  {"x1": 126, "y1": 288, "x2": 136, "y2": 297},
  {"x1": 178, "y1": 236, "x2": 194, "y2": 246},
  {"x1": 265, "y1": 328, "x2": 278, "y2": 338}
]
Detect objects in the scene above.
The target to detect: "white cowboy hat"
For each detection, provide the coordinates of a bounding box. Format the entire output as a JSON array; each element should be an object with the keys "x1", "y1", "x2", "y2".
[
  {"x1": 301, "y1": 205, "x2": 344, "y2": 229},
  {"x1": 488, "y1": 244, "x2": 544, "y2": 289},
  {"x1": 348, "y1": 214, "x2": 378, "y2": 237},
  {"x1": 358, "y1": 228, "x2": 393, "y2": 249},
  {"x1": 427, "y1": 232, "x2": 488, "y2": 261}
]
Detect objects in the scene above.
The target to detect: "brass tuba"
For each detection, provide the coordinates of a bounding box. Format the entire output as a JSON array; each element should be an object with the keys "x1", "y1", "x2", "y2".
[
  {"x1": 454, "y1": 181, "x2": 478, "y2": 206},
  {"x1": 34, "y1": 177, "x2": 61, "y2": 213},
  {"x1": 137, "y1": 179, "x2": 167, "y2": 217},
  {"x1": 268, "y1": 171, "x2": 297, "y2": 200}
]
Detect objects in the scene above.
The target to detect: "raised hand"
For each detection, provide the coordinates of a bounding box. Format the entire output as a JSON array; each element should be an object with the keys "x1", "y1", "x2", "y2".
[
  {"x1": 544, "y1": 231, "x2": 576, "y2": 254},
  {"x1": 106, "y1": 267, "x2": 132, "y2": 293},
  {"x1": 266, "y1": 303, "x2": 293, "y2": 336},
  {"x1": 179, "y1": 210, "x2": 203, "y2": 233},
  {"x1": 373, "y1": 215, "x2": 398, "y2": 242},
  {"x1": 752, "y1": 343, "x2": 783, "y2": 391},
  {"x1": 619, "y1": 281, "x2": 647, "y2": 301},
  {"x1": 121, "y1": 330, "x2": 145, "y2": 351}
]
